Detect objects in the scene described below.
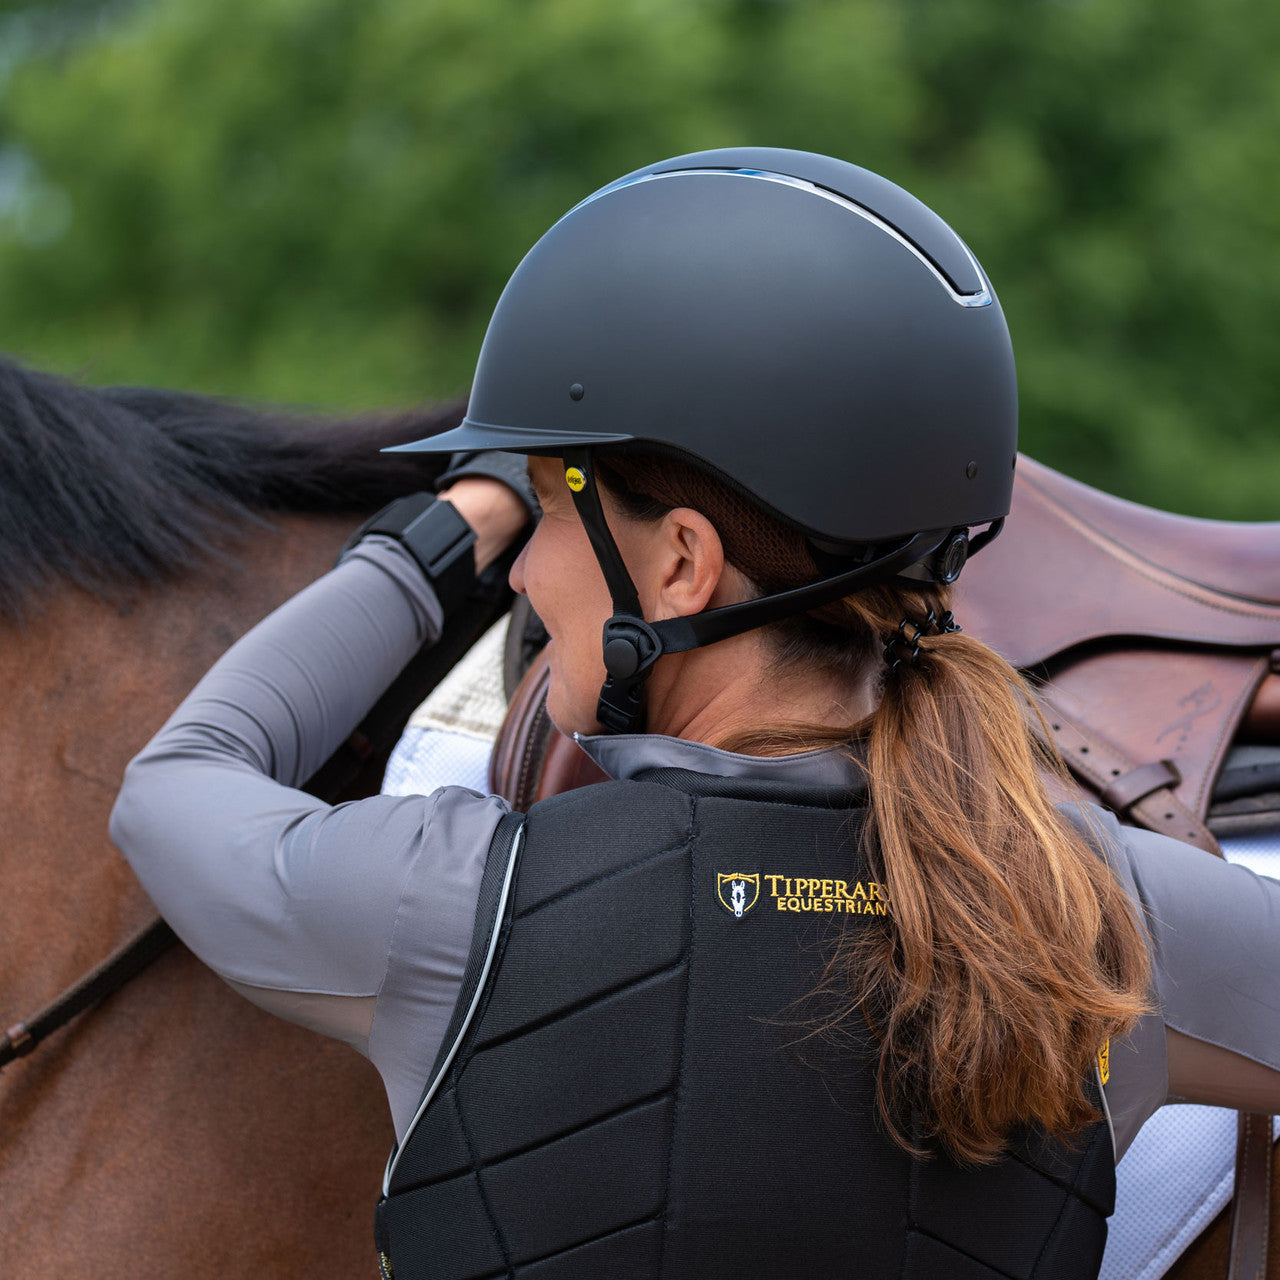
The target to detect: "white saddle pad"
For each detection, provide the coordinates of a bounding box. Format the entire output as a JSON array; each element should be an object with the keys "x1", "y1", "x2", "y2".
[{"x1": 382, "y1": 616, "x2": 509, "y2": 798}]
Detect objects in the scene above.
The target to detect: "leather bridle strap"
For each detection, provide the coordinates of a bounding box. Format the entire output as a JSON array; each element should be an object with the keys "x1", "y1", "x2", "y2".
[{"x1": 1, "y1": 918, "x2": 177, "y2": 1068}]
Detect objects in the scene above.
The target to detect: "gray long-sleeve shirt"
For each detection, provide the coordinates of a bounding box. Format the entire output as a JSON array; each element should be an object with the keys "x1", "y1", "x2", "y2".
[{"x1": 110, "y1": 537, "x2": 1280, "y2": 1159}]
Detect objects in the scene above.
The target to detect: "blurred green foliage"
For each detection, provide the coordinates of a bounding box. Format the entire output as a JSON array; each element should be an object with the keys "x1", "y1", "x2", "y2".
[{"x1": 1, "y1": 0, "x2": 1277, "y2": 516}]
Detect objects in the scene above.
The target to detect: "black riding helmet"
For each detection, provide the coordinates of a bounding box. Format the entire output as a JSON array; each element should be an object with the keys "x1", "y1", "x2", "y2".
[{"x1": 396, "y1": 146, "x2": 1017, "y2": 732}]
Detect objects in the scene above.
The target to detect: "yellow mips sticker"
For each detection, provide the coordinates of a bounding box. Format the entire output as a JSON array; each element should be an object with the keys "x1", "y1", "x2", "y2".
[{"x1": 565, "y1": 467, "x2": 586, "y2": 492}]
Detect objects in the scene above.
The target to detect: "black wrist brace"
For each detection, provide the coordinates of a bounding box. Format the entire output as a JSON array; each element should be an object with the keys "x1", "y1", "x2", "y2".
[{"x1": 339, "y1": 493, "x2": 478, "y2": 615}]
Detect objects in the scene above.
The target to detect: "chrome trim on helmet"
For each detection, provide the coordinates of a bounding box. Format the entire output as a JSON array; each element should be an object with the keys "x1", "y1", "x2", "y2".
[{"x1": 566, "y1": 167, "x2": 993, "y2": 308}]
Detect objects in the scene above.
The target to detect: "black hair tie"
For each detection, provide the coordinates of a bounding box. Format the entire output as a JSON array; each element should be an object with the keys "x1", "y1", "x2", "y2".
[{"x1": 883, "y1": 609, "x2": 962, "y2": 672}]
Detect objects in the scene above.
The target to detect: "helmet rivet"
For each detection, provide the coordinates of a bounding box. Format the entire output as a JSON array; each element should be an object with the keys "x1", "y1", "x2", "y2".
[
  {"x1": 569, "y1": 382, "x2": 585, "y2": 401},
  {"x1": 966, "y1": 461, "x2": 979, "y2": 479}
]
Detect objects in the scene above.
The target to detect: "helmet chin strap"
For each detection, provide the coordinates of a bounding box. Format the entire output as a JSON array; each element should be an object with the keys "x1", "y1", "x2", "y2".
[{"x1": 561, "y1": 448, "x2": 957, "y2": 735}]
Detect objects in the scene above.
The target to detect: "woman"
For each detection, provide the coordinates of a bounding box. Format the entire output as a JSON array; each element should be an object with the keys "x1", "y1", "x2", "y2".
[{"x1": 112, "y1": 148, "x2": 1280, "y2": 1279}]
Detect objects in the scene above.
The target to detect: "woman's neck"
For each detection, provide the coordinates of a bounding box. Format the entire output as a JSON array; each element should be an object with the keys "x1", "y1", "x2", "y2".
[{"x1": 641, "y1": 631, "x2": 875, "y2": 753}]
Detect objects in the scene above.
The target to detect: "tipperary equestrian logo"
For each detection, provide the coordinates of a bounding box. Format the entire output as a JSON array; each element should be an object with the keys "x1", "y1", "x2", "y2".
[
  {"x1": 716, "y1": 872, "x2": 892, "y2": 918},
  {"x1": 717, "y1": 872, "x2": 760, "y2": 918},
  {"x1": 766, "y1": 876, "x2": 890, "y2": 914}
]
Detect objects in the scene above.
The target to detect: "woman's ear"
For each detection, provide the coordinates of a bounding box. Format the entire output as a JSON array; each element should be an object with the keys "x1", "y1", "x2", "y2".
[{"x1": 645, "y1": 507, "x2": 729, "y2": 620}]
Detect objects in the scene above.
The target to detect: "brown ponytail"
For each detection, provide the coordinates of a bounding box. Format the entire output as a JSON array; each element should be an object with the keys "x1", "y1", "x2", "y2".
[
  {"x1": 597, "y1": 454, "x2": 1152, "y2": 1165},
  {"x1": 839, "y1": 589, "x2": 1150, "y2": 1163}
]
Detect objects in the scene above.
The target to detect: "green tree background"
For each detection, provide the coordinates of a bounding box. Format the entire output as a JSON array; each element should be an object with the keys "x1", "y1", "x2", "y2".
[{"x1": 1, "y1": 0, "x2": 1277, "y2": 516}]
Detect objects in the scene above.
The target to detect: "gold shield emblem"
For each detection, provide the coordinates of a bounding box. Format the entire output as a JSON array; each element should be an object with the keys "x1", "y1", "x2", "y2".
[{"x1": 716, "y1": 872, "x2": 760, "y2": 918}]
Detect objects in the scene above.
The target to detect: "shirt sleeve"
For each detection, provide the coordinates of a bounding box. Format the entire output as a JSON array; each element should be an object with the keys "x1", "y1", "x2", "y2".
[
  {"x1": 110, "y1": 536, "x2": 508, "y2": 1138},
  {"x1": 1089, "y1": 808, "x2": 1280, "y2": 1156},
  {"x1": 1125, "y1": 822, "x2": 1280, "y2": 1067}
]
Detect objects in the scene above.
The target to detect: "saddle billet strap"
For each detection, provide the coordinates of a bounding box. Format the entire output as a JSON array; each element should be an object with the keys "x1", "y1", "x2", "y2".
[
  {"x1": 1228, "y1": 1112, "x2": 1273, "y2": 1280},
  {"x1": 1036, "y1": 687, "x2": 1220, "y2": 855}
]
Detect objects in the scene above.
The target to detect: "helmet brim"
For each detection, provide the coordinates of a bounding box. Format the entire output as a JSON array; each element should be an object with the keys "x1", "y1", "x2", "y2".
[{"x1": 385, "y1": 418, "x2": 633, "y2": 456}]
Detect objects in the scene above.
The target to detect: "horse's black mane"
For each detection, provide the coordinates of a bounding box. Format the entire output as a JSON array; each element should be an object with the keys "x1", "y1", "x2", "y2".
[{"x1": 0, "y1": 355, "x2": 463, "y2": 620}]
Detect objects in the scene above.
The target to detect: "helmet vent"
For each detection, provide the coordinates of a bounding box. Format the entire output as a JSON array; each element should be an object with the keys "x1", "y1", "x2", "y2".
[{"x1": 569, "y1": 167, "x2": 993, "y2": 309}]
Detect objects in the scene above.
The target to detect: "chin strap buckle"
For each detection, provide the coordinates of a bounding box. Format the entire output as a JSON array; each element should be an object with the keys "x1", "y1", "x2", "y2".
[{"x1": 596, "y1": 615, "x2": 664, "y2": 734}]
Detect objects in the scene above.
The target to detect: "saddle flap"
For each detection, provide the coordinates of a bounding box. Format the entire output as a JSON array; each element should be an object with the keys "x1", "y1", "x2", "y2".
[
  {"x1": 954, "y1": 457, "x2": 1280, "y2": 670},
  {"x1": 1042, "y1": 650, "x2": 1271, "y2": 838}
]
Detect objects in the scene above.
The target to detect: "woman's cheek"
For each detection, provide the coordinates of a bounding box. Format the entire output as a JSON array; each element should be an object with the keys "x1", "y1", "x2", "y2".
[{"x1": 517, "y1": 529, "x2": 560, "y2": 631}]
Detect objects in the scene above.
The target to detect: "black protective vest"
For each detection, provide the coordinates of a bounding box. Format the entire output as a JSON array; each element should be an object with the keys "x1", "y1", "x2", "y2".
[{"x1": 376, "y1": 772, "x2": 1114, "y2": 1280}]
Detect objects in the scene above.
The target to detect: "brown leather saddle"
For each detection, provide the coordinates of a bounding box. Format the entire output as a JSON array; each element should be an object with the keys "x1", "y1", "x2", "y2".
[
  {"x1": 489, "y1": 453, "x2": 1280, "y2": 1279},
  {"x1": 955, "y1": 454, "x2": 1280, "y2": 855}
]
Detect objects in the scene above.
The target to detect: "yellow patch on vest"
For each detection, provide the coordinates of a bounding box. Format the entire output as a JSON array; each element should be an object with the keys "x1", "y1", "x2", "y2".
[{"x1": 714, "y1": 873, "x2": 893, "y2": 916}]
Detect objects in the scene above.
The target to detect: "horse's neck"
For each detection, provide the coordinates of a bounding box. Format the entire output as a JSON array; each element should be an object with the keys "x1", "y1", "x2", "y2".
[{"x1": 0, "y1": 515, "x2": 354, "y2": 1011}]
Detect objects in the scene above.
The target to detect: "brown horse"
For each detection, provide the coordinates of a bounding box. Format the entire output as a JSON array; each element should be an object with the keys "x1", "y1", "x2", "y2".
[{"x1": 0, "y1": 359, "x2": 462, "y2": 1279}]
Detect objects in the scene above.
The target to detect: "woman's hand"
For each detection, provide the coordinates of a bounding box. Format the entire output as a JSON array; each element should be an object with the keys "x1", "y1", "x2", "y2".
[{"x1": 438, "y1": 476, "x2": 530, "y2": 574}]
